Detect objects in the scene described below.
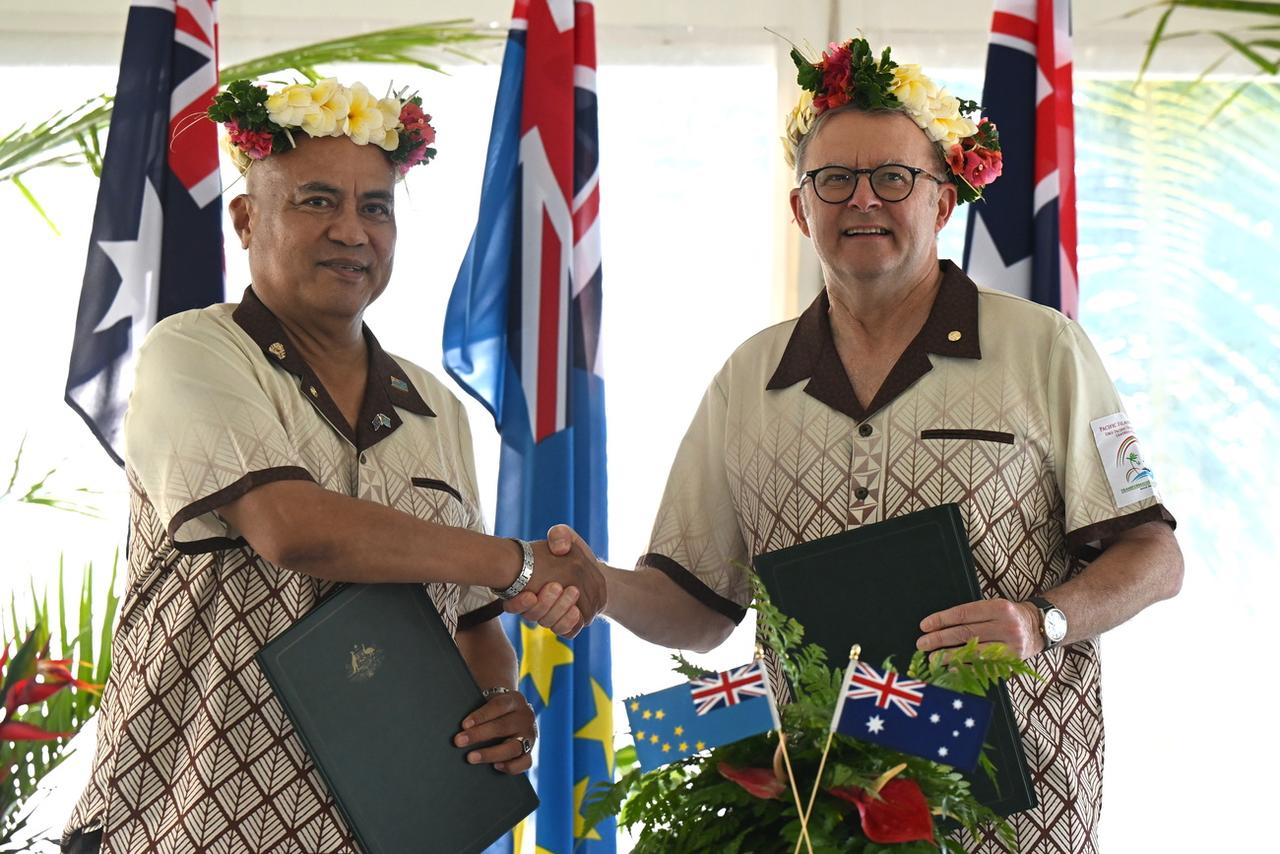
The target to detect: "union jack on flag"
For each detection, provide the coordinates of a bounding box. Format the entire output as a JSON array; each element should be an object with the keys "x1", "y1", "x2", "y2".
[
  {"x1": 65, "y1": 0, "x2": 224, "y2": 463},
  {"x1": 844, "y1": 660, "x2": 927, "y2": 718},
  {"x1": 690, "y1": 662, "x2": 770, "y2": 716},
  {"x1": 832, "y1": 659, "x2": 995, "y2": 772},
  {"x1": 963, "y1": 0, "x2": 1078, "y2": 318}
]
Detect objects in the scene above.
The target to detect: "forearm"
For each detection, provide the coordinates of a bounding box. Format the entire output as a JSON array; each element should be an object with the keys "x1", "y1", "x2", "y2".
[
  {"x1": 1043, "y1": 521, "x2": 1183, "y2": 646},
  {"x1": 455, "y1": 619, "x2": 518, "y2": 690},
  {"x1": 222, "y1": 480, "x2": 521, "y2": 588},
  {"x1": 601, "y1": 565, "x2": 736, "y2": 653}
]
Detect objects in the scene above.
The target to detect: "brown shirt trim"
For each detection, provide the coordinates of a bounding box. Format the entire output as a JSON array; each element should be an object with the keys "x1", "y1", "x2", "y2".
[
  {"x1": 766, "y1": 260, "x2": 982, "y2": 422},
  {"x1": 639, "y1": 552, "x2": 748, "y2": 625},
  {"x1": 457, "y1": 599, "x2": 504, "y2": 629},
  {"x1": 231, "y1": 287, "x2": 436, "y2": 453},
  {"x1": 167, "y1": 465, "x2": 315, "y2": 555},
  {"x1": 1066, "y1": 503, "x2": 1176, "y2": 558}
]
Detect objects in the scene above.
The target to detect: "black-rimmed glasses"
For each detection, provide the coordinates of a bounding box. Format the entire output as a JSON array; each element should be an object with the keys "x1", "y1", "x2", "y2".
[{"x1": 800, "y1": 164, "x2": 944, "y2": 204}]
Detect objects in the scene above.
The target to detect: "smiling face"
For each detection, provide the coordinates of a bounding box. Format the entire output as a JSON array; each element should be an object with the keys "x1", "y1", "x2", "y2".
[
  {"x1": 789, "y1": 109, "x2": 957, "y2": 293},
  {"x1": 229, "y1": 134, "x2": 398, "y2": 327}
]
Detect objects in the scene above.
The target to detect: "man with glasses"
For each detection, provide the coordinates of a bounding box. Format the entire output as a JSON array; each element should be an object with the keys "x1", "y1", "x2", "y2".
[{"x1": 513, "y1": 38, "x2": 1182, "y2": 852}]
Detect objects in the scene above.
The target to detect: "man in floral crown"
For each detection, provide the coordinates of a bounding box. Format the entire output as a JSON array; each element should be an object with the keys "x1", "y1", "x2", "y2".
[
  {"x1": 514, "y1": 38, "x2": 1183, "y2": 852},
  {"x1": 61, "y1": 79, "x2": 604, "y2": 854}
]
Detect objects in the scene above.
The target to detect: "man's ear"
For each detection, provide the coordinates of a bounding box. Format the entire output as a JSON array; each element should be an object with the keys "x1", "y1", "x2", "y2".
[
  {"x1": 790, "y1": 188, "x2": 813, "y2": 238},
  {"x1": 228, "y1": 194, "x2": 253, "y2": 249}
]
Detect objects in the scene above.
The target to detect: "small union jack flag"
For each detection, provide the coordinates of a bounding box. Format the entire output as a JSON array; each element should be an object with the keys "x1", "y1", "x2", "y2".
[
  {"x1": 832, "y1": 659, "x2": 994, "y2": 773},
  {"x1": 690, "y1": 662, "x2": 770, "y2": 716},
  {"x1": 845, "y1": 660, "x2": 927, "y2": 718}
]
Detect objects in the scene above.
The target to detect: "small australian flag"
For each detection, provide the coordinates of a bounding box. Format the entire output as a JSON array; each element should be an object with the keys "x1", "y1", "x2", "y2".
[{"x1": 832, "y1": 660, "x2": 993, "y2": 773}]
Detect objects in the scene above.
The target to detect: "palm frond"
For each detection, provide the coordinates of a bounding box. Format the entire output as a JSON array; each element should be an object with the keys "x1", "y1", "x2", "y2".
[
  {"x1": 1135, "y1": 0, "x2": 1280, "y2": 104},
  {"x1": 0, "y1": 19, "x2": 499, "y2": 212}
]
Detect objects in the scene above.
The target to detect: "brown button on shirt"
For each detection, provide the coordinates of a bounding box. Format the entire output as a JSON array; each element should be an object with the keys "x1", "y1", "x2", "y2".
[
  {"x1": 66, "y1": 288, "x2": 500, "y2": 853},
  {"x1": 640, "y1": 261, "x2": 1175, "y2": 853}
]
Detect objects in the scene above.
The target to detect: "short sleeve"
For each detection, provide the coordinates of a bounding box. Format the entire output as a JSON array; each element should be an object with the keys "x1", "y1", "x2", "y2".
[
  {"x1": 639, "y1": 377, "x2": 750, "y2": 624},
  {"x1": 124, "y1": 311, "x2": 314, "y2": 554},
  {"x1": 1047, "y1": 320, "x2": 1176, "y2": 557},
  {"x1": 449, "y1": 396, "x2": 502, "y2": 627}
]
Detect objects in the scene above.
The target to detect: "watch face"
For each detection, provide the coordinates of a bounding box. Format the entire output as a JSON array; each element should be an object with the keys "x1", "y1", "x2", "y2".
[{"x1": 1045, "y1": 608, "x2": 1068, "y2": 642}]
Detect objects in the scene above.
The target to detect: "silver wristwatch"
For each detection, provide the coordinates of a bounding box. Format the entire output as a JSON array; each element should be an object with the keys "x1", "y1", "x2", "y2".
[
  {"x1": 492, "y1": 538, "x2": 534, "y2": 599},
  {"x1": 1029, "y1": 595, "x2": 1067, "y2": 651}
]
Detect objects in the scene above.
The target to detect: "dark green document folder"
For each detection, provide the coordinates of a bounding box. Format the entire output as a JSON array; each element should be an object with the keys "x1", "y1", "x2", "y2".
[
  {"x1": 754, "y1": 504, "x2": 1036, "y2": 817},
  {"x1": 257, "y1": 584, "x2": 539, "y2": 854}
]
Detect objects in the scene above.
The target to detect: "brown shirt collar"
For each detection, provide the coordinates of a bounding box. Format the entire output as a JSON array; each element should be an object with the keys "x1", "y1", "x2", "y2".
[
  {"x1": 232, "y1": 286, "x2": 435, "y2": 452},
  {"x1": 766, "y1": 259, "x2": 982, "y2": 422}
]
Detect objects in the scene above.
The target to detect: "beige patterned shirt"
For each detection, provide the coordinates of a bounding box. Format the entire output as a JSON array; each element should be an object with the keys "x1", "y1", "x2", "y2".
[
  {"x1": 65, "y1": 288, "x2": 500, "y2": 853},
  {"x1": 640, "y1": 261, "x2": 1174, "y2": 853}
]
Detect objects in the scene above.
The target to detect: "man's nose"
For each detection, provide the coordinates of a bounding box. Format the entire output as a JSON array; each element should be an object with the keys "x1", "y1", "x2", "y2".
[
  {"x1": 845, "y1": 174, "x2": 882, "y2": 212},
  {"x1": 328, "y1": 202, "x2": 369, "y2": 245}
]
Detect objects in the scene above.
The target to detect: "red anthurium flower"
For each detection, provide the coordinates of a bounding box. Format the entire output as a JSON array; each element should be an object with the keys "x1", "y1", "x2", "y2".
[
  {"x1": 0, "y1": 720, "x2": 71, "y2": 741},
  {"x1": 828, "y1": 778, "x2": 934, "y2": 844},
  {"x1": 717, "y1": 762, "x2": 786, "y2": 800}
]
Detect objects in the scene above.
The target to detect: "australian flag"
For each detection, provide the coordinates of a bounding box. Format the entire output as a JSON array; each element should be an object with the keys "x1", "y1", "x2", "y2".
[
  {"x1": 65, "y1": 0, "x2": 224, "y2": 464},
  {"x1": 444, "y1": 0, "x2": 611, "y2": 850},
  {"x1": 625, "y1": 661, "x2": 780, "y2": 772},
  {"x1": 963, "y1": 0, "x2": 1078, "y2": 318},
  {"x1": 832, "y1": 660, "x2": 993, "y2": 773}
]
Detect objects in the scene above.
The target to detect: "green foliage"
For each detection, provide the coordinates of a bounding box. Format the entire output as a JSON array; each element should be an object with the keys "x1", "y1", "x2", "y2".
[
  {"x1": 1, "y1": 20, "x2": 501, "y2": 223},
  {"x1": 0, "y1": 436, "x2": 98, "y2": 517},
  {"x1": 584, "y1": 583, "x2": 1029, "y2": 851},
  {"x1": 0, "y1": 555, "x2": 120, "y2": 847}
]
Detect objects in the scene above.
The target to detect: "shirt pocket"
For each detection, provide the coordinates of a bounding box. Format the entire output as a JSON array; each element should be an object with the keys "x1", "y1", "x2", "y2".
[
  {"x1": 408, "y1": 476, "x2": 474, "y2": 529},
  {"x1": 919, "y1": 428, "x2": 1016, "y2": 445}
]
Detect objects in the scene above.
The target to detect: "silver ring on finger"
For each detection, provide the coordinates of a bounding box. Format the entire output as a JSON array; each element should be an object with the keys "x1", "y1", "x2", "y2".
[{"x1": 515, "y1": 735, "x2": 533, "y2": 755}]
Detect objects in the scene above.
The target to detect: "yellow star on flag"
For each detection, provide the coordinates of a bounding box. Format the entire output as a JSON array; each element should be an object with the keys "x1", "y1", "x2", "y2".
[
  {"x1": 673, "y1": 725, "x2": 684, "y2": 736},
  {"x1": 655, "y1": 710, "x2": 666, "y2": 720},
  {"x1": 696, "y1": 740, "x2": 706, "y2": 750},
  {"x1": 629, "y1": 700, "x2": 640, "y2": 711},
  {"x1": 574, "y1": 678, "x2": 615, "y2": 775},
  {"x1": 573, "y1": 776, "x2": 603, "y2": 841},
  {"x1": 517, "y1": 621, "x2": 575, "y2": 706},
  {"x1": 661, "y1": 743, "x2": 671, "y2": 752},
  {"x1": 679, "y1": 741, "x2": 689, "y2": 752},
  {"x1": 642, "y1": 709, "x2": 652, "y2": 720},
  {"x1": 635, "y1": 730, "x2": 646, "y2": 741},
  {"x1": 649, "y1": 734, "x2": 659, "y2": 744}
]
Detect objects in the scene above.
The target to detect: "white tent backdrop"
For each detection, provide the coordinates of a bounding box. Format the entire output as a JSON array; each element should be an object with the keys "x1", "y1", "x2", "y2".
[{"x1": 1, "y1": 2, "x2": 1277, "y2": 851}]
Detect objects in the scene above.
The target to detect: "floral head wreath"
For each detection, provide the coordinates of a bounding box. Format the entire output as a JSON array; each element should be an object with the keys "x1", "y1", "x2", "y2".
[
  {"x1": 206, "y1": 78, "x2": 437, "y2": 176},
  {"x1": 783, "y1": 37, "x2": 1001, "y2": 204}
]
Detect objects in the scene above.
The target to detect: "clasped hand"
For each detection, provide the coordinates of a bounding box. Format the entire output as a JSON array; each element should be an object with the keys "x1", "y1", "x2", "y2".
[{"x1": 512, "y1": 529, "x2": 606, "y2": 638}]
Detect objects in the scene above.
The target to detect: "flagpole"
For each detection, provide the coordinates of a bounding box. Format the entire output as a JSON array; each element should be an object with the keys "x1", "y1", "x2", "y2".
[
  {"x1": 777, "y1": 729, "x2": 815, "y2": 854},
  {"x1": 793, "y1": 644, "x2": 860, "y2": 854}
]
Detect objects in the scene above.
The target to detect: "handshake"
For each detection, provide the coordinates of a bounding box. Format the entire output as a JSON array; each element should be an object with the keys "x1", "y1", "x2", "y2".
[{"x1": 502, "y1": 525, "x2": 604, "y2": 638}]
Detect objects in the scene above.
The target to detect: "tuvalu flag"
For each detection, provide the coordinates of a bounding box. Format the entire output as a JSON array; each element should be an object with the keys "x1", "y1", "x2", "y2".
[
  {"x1": 832, "y1": 660, "x2": 993, "y2": 773},
  {"x1": 625, "y1": 661, "x2": 780, "y2": 771},
  {"x1": 65, "y1": 0, "x2": 224, "y2": 463},
  {"x1": 963, "y1": 0, "x2": 1078, "y2": 317},
  {"x1": 444, "y1": 0, "x2": 611, "y2": 850}
]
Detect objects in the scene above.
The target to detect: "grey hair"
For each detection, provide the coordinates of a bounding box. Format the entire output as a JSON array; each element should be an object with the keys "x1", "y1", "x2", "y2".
[{"x1": 793, "y1": 103, "x2": 950, "y2": 182}]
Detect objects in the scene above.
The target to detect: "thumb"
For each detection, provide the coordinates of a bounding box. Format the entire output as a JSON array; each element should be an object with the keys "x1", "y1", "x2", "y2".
[{"x1": 546, "y1": 523, "x2": 576, "y2": 555}]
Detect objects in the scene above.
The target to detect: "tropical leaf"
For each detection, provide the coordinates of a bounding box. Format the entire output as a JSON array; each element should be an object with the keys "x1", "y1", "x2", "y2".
[{"x1": 0, "y1": 19, "x2": 499, "y2": 218}]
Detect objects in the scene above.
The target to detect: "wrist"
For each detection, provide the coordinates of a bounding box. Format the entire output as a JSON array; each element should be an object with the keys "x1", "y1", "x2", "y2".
[{"x1": 492, "y1": 538, "x2": 534, "y2": 599}]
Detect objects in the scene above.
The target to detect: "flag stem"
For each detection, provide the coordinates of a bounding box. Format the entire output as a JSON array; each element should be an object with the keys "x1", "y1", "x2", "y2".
[
  {"x1": 777, "y1": 729, "x2": 814, "y2": 854},
  {"x1": 793, "y1": 730, "x2": 834, "y2": 854}
]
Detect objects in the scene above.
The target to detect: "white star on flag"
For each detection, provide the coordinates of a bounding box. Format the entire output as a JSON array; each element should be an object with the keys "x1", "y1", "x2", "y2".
[
  {"x1": 930, "y1": 713, "x2": 941, "y2": 723},
  {"x1": 938, "y1": 746, "x2": 949, "y2": 758},
  {"x1": 866, "y1": 715, "x2": 885, "y2": 734},
  {"x1": 965, "y1": 718, "x2": 975, "y2": 728},
  {"x1": 93, "y1": 177, "x2": 164, "y2": 349},
  {"x1": 952, "y1": 699, "x2": 964, "y2": 710}
]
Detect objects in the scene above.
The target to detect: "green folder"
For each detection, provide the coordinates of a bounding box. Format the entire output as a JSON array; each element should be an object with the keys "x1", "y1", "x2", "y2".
[
  {"x1": 257, "y1": 583, "x2": 538, "y2": 854},
  {"x1": 754, "y1": 503, "x2": 1036, "y2": 817}
]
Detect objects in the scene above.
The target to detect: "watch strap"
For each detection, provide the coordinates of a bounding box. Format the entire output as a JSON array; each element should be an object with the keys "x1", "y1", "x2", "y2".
[
  {"x1": 493, "y1": 539, "x2": 534, "y2": 599},
  {"x1": 1028, "y1": 595, "x2": 1064, "y2": 649}
]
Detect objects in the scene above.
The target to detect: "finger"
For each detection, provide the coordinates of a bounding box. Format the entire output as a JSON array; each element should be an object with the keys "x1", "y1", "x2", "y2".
[
  {"x1": 518, "y1": 583, "x2": 563, "y2": 624},
  {"x1": 547, "y1": 523, "x2": 577, "y2": 554},
  {"x1": 920, "y1": 600, "x2": 990, "y2": 632},
  {"x1": 503, "y1": 590, "x2": 539, "y2": 615},
  {"x1": 537, "y1": 586, "x2": 580, "y2": 630},
  {"x1": 466, "y1": 737, "x2": 527, "y2": 765},
  {"x1": 460, "y1": 694, "x2": 521, "y2": 731},
  {"x1": 550, "y1": 608, "x2": 584, "y2": 639},
  {"x1": 459, "y1": 711, "x2": 534, "y2": 750},
  {"x1": 498, "y1": 753, "x2": 533, "y2": 774}
]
